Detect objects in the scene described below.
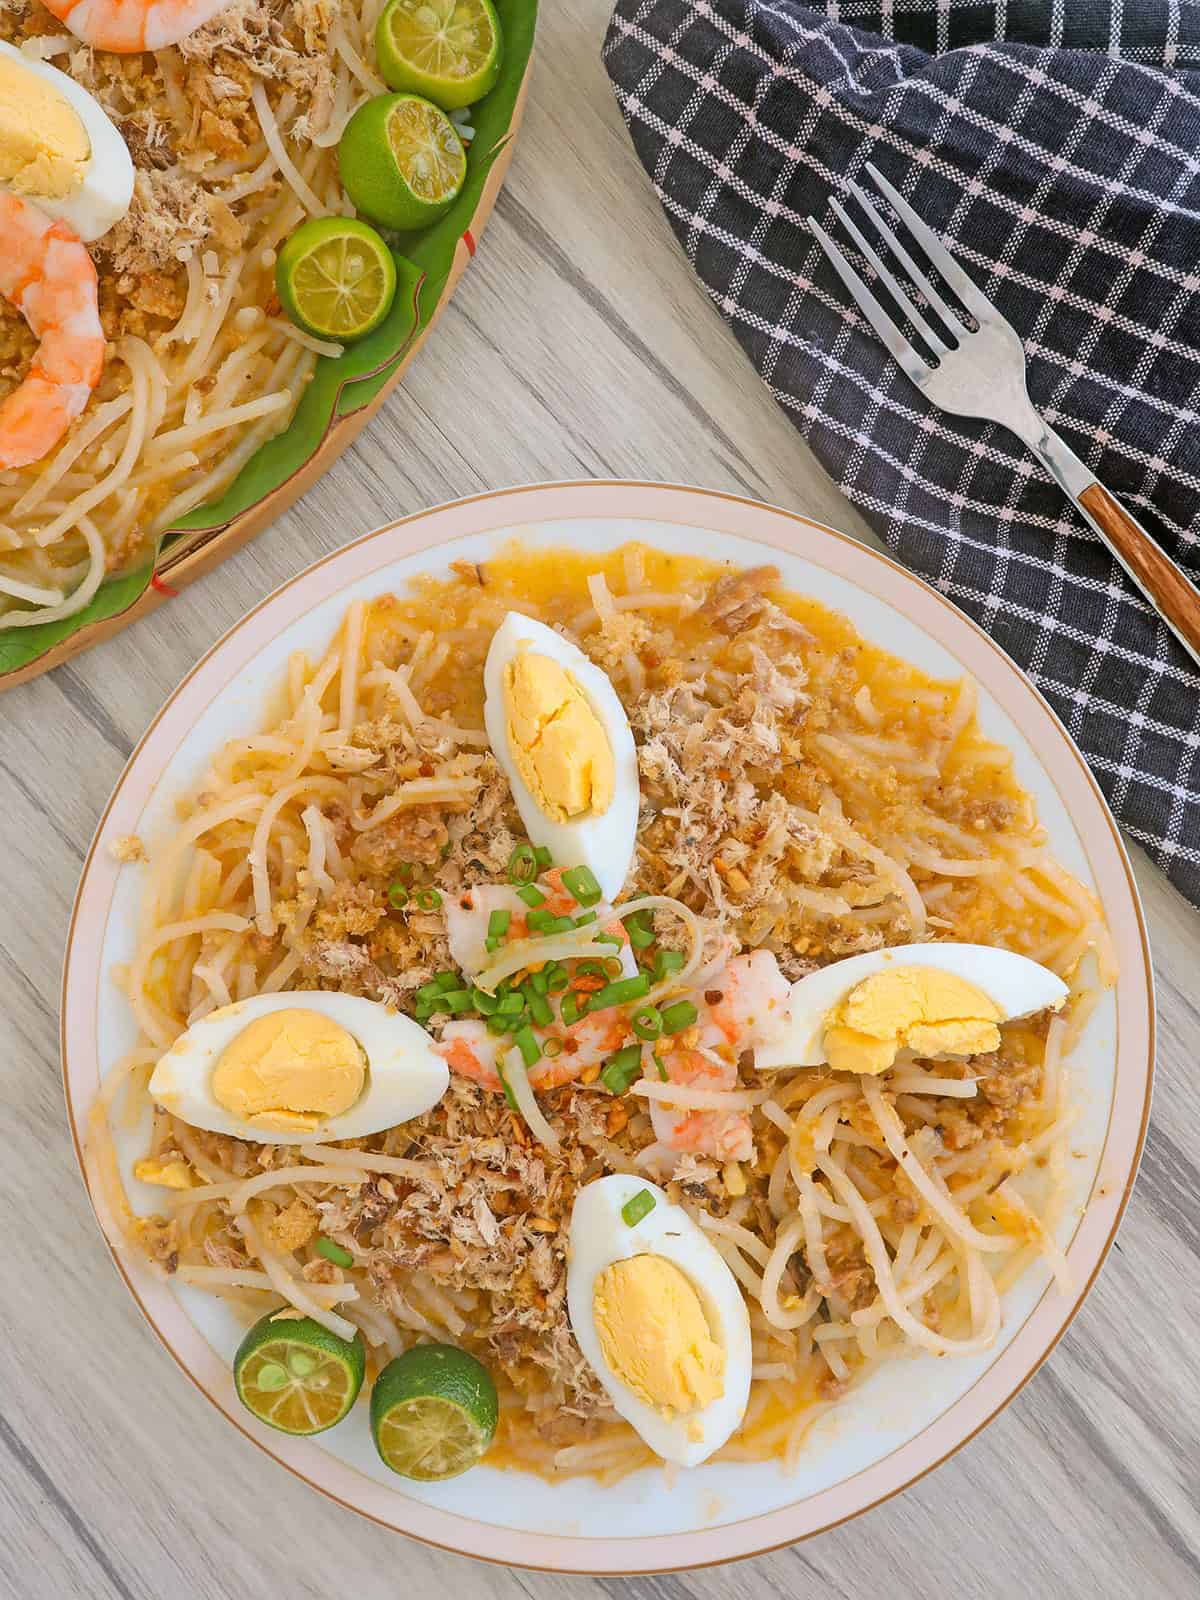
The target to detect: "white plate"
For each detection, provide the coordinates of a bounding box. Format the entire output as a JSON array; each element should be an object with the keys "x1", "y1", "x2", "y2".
[{"x1": 62, "y1": 481, "x2": 1153, "y2": 1571}]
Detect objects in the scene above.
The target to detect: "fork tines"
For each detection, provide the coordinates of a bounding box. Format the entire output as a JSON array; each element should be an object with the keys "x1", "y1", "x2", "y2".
[{"x1": 808, "y1": 163, "x2": 995, "y2": 376}]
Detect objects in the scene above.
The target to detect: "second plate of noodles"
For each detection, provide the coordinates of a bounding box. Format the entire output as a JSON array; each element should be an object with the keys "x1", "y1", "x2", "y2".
[{"x1": 0, "y1": 0, "x2": 536, "y2": 683}]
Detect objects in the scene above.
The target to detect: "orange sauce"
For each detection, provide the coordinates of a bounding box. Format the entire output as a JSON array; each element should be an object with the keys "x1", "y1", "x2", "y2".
[
  {"x1": 362, "y1": 540, "x2": 1071, "y2": 965},
  {"x1": 159, "y1": 541, "x2": 1093, "y2": 1482}
]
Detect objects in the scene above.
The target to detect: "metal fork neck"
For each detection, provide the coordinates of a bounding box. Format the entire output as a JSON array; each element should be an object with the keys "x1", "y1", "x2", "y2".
[{"x1": 1002, "y1": 403, "x2": 1097, "y2": 502}]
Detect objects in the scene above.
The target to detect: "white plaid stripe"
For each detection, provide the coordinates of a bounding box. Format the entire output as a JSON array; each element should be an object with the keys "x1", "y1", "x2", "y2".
[{"x1": 605, "y1": 0, "x2": 1200, "y2": 904}]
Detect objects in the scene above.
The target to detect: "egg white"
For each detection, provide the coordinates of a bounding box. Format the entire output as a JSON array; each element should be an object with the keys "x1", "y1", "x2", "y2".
[
  {"x1": 147, "y1": 991, "x2": 449, "y2": 1144},
  {"x1": 482, "y1": 612, "x2": 639, "y2": 903},
  {"x1": 566, "y1": 1174, "x2": 752, "y2": 1467},
  {"x1": 754, "y1": 942, "x2": 1069, "y2": 1070},
  {"x1": 0, "y1": 42, "x2": 134, "y2": 242}
]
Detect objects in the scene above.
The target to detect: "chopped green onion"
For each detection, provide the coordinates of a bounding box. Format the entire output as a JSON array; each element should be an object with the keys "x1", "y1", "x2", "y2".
[
  {"x1": 484, "y1": 935, "x2": 500, "y2": 953},
  {"x1": 517, "y1": 883, "x2": 546, "y2": 908},
  {"x1": 392, "y1": 863, "x2": 415, "y2": 884},
  {"x1": 588, "y1": 973, "x2": 651, "y2": 1012},
  {"x1": 507, "y1": 843, "x2": 538, "y2": 885},
  {"x1": 513, "y1": 1025, "x2": 541, "y2": 1068},
  {"x1": 631, "y1": 1005, "x2": 663, "y2": 1041},
  {"x1": 600, "y1": 1045, "x2": 643, "y2": 1095},
  {"x1": 414, "y1": 1003, "x2": 434, "y2": 1024},
  {"x1": 543, "y1": 1037, "x2": 563, "y2": 1058},
  {"x1": 498, "y1": 992, "x2": 525, "y2": 1016},
  {"x1": 603, "y1": 956, "x2": 626, "y2": 979},
  {"x1": 654, "y1": 949, "x2": 686, "y2": 980},
  {"x1": 574, "y1": 911, "x2": 598, "y2": 927},
  {"x1": 487, "y1": 908, "x2": 511, "y2": 940},
  {"x1": 561, "y1": 865, "x2": 602, "y2": 906},
  {"x1": 661, "y1": 999, "x2": 699, "y2": 1035},
  {"x1": 526, "y1": 908, "x2": 557, "y2": 933},
  {"x1": 528, "y1": 968, "x2": 550, "y2": 995},
  {"x1": 546, "y1": 966, "x2": 569, "y2": 994},
  {"x1": 624, "y1": 910, "x2": 656, "y2": 950},
  {"x1": 387, "y1": 881, "x2": 409, "y2": 909},
  {"x1": 595, "y1": 930, "x2": 624, "y2": 947},
  {"x1": 576, "y1": 959, "x2": 605, "y2": 977},
  {"x1": 655, "y1": 1052, "x2": 669, "y2": 1080},
  {"x1": 486, "y1": 1014, "x2": 511, "y2": 1036},
  {"x1": 414, "y1": 887, "x2": 442, "y2": 911},
  {"x1": 526, "y1": 991, "x2": 553, "y2": 1027},
  {"x1": 496, "y1": 978, "x2": 513, "y2": 998},
  {"x1": 497, "y1": 1064, "x2": 519, "y2": 1111},
  {"x1": 620, "y1": 1190, "x2": 656, "y2": 1228},
  {"x1": 314, "y1": 1236, "x2": 355, "y2": 1268},
  {"x1": 533, "y1": 845, "x2": 553, "y2": 868},
  {"x1": 438, "y1": 989, "x2": 475, "y2": 1013},
  {"x1": 415, "y1": 972, "x2": 458, "y2": 1003},
  {"x1": 472, "y1": 987, "x2": 499, "y2": 1015},
  {"x1": 560, "y1": 992, "x2": 582, "y2": 1028}
]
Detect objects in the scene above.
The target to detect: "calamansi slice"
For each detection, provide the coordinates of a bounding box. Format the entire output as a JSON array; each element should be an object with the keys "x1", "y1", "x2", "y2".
[
  {"x1": 275, "y1": 217, "x2": 397, "y2": 342},
  {"x1": 234, "y1": 1312, "x2": 365, "y2": 1436},
  {"x1": 376, "y1": 0, "x2": 503, "y2": 111},
  {"x1": 338, "y1": 93, "x2": 466, "y2": 232},
  {"x1": 371, "y1": 1344, "x2": 498, "y2": 1480}
]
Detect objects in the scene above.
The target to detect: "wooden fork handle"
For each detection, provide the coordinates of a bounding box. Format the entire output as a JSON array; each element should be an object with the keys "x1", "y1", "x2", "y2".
[{"x1": 1074, "y1": 483, "x2": 1200, "y2": 669}]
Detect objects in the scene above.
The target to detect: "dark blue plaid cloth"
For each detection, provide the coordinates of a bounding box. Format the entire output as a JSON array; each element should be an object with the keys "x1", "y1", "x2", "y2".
[{"x1": 603, "y1": 0, "x2": 1200, "y2": 906}]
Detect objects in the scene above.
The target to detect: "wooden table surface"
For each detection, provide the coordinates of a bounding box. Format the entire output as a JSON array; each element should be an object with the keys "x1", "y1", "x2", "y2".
[{"x1": 2, "y1": 3, "x2": 1198, "y2": 1595}]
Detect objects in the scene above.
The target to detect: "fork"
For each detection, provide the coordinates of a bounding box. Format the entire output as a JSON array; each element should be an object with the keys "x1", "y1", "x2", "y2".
[{"x1": 809, "y1": 164, "x2": 1200, "y2": 670}]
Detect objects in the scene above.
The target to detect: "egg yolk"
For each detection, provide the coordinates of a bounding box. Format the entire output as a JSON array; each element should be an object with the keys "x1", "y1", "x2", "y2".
[
  {"x1": 210, "y1": 1008, "x2": 366, "y2": 1132},
  {"x1": 0, "y1": 55, "x2": 89, "y2": 200},
  {"x1": 822, "y1": 966, "x2": 1002, "y2": 1075},
  {"x1": 593, "y1": 1255, "x2": 725, "y2": 1417},
  {"x1": 132, "y1": 1158, "x2": 197, "y2": 1190},
  {"x1": 503, "y1": 651, "x2": 614, "y2": 822}
]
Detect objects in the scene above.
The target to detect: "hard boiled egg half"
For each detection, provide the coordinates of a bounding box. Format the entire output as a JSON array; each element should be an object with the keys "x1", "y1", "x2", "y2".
[
  {"x1": 755, "y1": 943, "x2": 1069, "y2": 1074},
  {"x1": 566, "y1": 1174, "x2": 751, "y2": 1467},
  {"x1": 148, "y1": 992, "x2": 449, "y2": 1144},
  {"x1": 0, "y1": 40, "x2": 134, "y2": 241},
  {"x1": 483, "y1": 612, "x2": 639, "y2": 902}
]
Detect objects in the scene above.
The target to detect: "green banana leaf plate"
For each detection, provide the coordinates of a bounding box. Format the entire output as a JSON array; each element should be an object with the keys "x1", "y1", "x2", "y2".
[{"x1": 0, "y1": 0, "x2": 537, "y2": 689}]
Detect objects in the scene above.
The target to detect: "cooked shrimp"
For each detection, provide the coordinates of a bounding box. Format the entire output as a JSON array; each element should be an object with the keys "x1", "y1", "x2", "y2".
[
  {"x1": 527, "y1": 1053, "x2": 584, "y2": 1091},
  {"x1": 701, "y1": 951, "x2": 791, "y2": 1050},
  {"x1": 647, "y1": 953, "x2": 789, "y2": 1162},
  {"x1": 539, "y1": 866, "x2": 600, "y2": 918},
  {"x1": 439, "y1": 999, "x2": 636, "y2": 1096},
  {"x1": 41, "y1": 0, "x2": 235, "y2": 52},
  {"x1": 0, "y1": 195, "x2": 104, "y2": 472},
  {"x1": 656, "y1": 1107, "x2": 753, "y2": 1163},
  {"x1": 533, "y1": 1009, "x2": 628, "y2": 1089},
  {"x1": 435, "y1": 1021, "x2": 503, "y2": 1093},
  {"x1": 649, "y1": 1045, "x2": 754, "y2": 1163},
  {"x1": 445, "y1": 885, "x2": 528, "y2": 975},
  {"x1": 445, "y1": 872, "x2": 629, "y2": 976}
]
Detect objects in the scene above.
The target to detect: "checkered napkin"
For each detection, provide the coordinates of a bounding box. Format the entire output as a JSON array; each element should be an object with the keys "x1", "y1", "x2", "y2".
[{"x1": 603, "y1": 0, "x2": 1200, "y2": 906}]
